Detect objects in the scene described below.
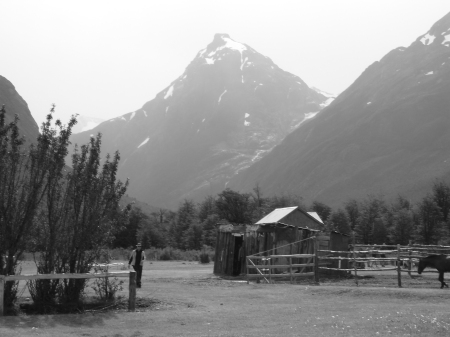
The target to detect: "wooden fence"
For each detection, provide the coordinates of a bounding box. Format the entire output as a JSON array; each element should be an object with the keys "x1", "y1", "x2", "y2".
[
  {"x1": 318, "y1": 243, "x2": 450, "y2": 287},
  {"x1": 246, "y1": 236, "x2": 322, "y2": 283},
  {"x1": 0, "y1": 271, "x2": 137, "y2": 316},
  {"x1": 246, "y1": 237, "x2": 450, "y2": 287}
]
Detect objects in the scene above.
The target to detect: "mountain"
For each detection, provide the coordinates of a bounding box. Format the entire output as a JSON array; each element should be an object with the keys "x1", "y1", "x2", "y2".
[
  {"x1": 0, "y1": 75, "x2": 39, "y2": 142},
  {"x1": 72, "y1": 115, "x2": 105, "y2": 134},
  {"x1": 228, "y1": 12, "x2": 450, "y2": 208},
  {"x1": 68, "y1": 34, "x2": 331, "y2": 208}
]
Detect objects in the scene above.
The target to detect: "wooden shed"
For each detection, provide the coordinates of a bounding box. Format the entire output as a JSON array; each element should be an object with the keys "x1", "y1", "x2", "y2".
[{"x1": 213, "y1": 206, "x2": 324, "y2": 276}]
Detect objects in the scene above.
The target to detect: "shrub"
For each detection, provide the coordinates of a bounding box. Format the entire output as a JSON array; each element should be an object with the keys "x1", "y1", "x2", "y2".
[
  {"x1": 90, "y1": 265, "x2": 124, "y2": 301},
  {"x1": 199, "y1": 252, "x2": 210, "y2": 264}
]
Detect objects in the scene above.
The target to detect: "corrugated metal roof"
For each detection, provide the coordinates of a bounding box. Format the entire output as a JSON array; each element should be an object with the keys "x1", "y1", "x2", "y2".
[
  {"x1": 255, "y1": 206, "x2": 298, "y2": 224},
  {"x1": 307, "y1": 212, "x2": 324, "y2": 224}
]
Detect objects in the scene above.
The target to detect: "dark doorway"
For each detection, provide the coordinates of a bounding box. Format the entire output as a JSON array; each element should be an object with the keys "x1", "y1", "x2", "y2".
[{"x1": 233, "y1": 235, "x2": 244, "y2": 276}]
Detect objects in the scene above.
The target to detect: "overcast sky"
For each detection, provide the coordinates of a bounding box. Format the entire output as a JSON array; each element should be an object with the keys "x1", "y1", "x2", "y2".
[{"x1": 2, "y1": 0, "x2": 450, "y2": 127}]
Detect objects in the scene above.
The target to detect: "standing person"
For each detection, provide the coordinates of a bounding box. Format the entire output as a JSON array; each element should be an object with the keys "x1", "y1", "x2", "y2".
[{"x1": 128, "y1": 243, "x2": 146, "y2": 288}]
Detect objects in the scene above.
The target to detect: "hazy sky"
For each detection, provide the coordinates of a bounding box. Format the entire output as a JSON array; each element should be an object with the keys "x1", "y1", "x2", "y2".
[{"x1": 2, "y1": 0, "x2": 450, "y2": 127}]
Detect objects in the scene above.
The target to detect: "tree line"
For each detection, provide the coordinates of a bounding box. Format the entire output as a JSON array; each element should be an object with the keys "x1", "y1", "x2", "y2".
[{"x1": 118, "y1": 181, "x2": 450, "y2": 251}]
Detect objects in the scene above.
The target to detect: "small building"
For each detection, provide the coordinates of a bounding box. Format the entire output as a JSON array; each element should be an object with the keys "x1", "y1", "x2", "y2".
[{"x1": 214, "y1": 206, "x2": 325, "y2": 276}]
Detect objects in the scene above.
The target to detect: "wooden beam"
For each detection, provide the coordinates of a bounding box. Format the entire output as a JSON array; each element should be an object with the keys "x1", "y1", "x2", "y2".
[
  {"x1": 128, "y1": 271, "x2": 136, "y2": 312},
  {"x1": 4, "y1": 272, "x2": 129, "y2": 281},
  {"x1": 0, "y1": 276, "x2": 4, "y2": 316}
]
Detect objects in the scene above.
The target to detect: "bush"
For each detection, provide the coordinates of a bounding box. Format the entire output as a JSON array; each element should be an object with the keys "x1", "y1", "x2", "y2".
[
  {"x1": 90, "y1": 265, "x2": 124, "y2": 301},
  {"x1": 199, "y1": 252, "x2": 210, "y2": 264}
]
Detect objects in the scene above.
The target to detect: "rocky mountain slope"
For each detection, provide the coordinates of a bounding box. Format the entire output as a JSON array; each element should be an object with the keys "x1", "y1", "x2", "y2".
[
  {"x1": 228, "y1": 12, "x2": 450, "y2": 207},
  {"x1": 0, "y1": 75, "x2": 39, "y2": 142},
  {"x1": 68, "y1": 34, "x2": 331, "y2": 208}
]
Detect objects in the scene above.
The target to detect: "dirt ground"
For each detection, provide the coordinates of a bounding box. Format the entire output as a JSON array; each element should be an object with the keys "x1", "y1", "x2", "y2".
[{"x1": 1, "y1": 261, "x2": 450, "y2": 337}]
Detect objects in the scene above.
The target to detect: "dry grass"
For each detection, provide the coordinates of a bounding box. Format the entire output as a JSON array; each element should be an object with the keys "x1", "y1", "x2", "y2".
[{"x1": 1, "y1": 261, "x2": 450, "y2": 336}]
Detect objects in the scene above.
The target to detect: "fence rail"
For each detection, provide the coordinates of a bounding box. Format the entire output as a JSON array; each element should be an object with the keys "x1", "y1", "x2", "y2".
[{"x1": 0, "y1": 271, "x2": 137, "y2": 316}]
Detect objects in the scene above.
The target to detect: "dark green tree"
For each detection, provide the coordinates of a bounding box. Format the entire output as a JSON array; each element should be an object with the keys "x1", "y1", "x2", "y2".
[
  {"x1": 215, "y1": 188, "x2": 252, "y2": 224},
  {"x1": 354, "y1": 195, "x2": 386, "y2": 244},
  {"x1": 0, "y1": 106, "x2": 75, "y2": 307},
  {"x1": 329, "y1": 208, "x2": 351, "y2": 234},
  {"x1": 344, "y1": 199, "x2": 360, "y2": 231},
  {"x1": 414, "y1": 195, "x2": 444, "y2": 245},
  {"x1": 311, "y1": 201, "x2": 332, "y2": 224}
]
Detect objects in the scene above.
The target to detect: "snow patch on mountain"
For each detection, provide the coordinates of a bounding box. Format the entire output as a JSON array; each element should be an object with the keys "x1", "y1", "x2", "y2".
[
  {"x1": 218, "y1": 90, "x2": 227, "y2": 103},
  {"x1": 420, "y1": 33, "x2": 436, "y2": 45},
  {"x1": 443, "y1": 34, "x2": 450, "y2": 45},
  {"x1": 425, "y1": 71, "x2": 434, "y2": 75},
  {"x1": 320, "y1": 97, "x2": 335, "y2": 108},
  {"x1": 164, "y1": 85, "x2": 174, "y2": 99},
  {"x1": 130, "y1": 111, "x2": 136, "y2": 120},
  {"x1": 142, "y1": 110, "x2": 147, "y2": 117},
  {"x1": 137, "y1": 137, "x2": 150, "y2": 148}
]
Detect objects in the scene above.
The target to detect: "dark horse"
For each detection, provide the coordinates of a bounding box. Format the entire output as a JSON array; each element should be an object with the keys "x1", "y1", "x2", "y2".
[{"x1": 418, "y1": 255, "x2": 450, "y2": 288}]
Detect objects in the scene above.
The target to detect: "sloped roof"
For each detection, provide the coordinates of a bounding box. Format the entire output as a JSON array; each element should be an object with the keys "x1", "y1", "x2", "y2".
[
  {"x1": 307, "y1": 212, "x2": 324, "y2": 224},
  {"x1": 255, "y1": 206, "x2": 298, "y2": 224}
]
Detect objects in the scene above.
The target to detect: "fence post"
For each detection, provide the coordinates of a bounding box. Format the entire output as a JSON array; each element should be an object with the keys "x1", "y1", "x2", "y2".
[
  {"x1": 246, "y1": 257, "x2": 250, "y2": 284},
  {"x1": 289, "y1": 256, "x2": 293, "y2": 284},
  {"x1": 353, "y1": 245, "x2": 358, "y2": 286},
  {"x1": 314, "y1": 236, "x2": 319, "y2": 284},
  {"x1": 269, "y1": 256, "x2": 272, "y2": 284},
  {"x1": 128, "y1": 271, "x2": 136, "y2": 312},
  {"x1": 408, "y1": 248, "x2": 412, "y2": 278},
  {"x1": 0, "y1": 276, "x2": 4, "y2": 316},
  {"x1": 397, "y1": 244, "x2": 402, "y2": 288}
]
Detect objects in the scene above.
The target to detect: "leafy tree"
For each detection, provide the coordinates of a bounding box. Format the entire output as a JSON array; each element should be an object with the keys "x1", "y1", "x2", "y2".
[
  {"x1": 115, "y1": 207, "x2": 148, "y2": 249},
  {"x1": 354, "y1": 195, "x2": 386, "y2": 244},
  {"x1": 183, "y1": 223, "x2": 203, "y2": 250},
  {"x1": 311, "y1": 201, "x2": 332, "y2": 224},
  {"x1": 385, "y1": 195, "x2": 413, "y2": 245},
  {"x1": 329, "y1": 208, "x2": 351, "y2": 234},
  {"x1": 172, "y1": 199, "x2": 197, "y2": 249},
  {"x1": 414, "y1": 195, "x2": 444, "y2": 245},
  {"x1": 198, "y1": 196, "x2": 216, "y2": 223},
  {"x1": 201, "y1": 214, "x2": 220, "y2": 247},
  {"x1": 388, "y1": 208, "x2": 414, "y2": 245},
  {"x1": 215, "y1": 188, "x2": 252, "y2": 224},
  {"x1": 31, "y1": 132, "x2": 129, "y2": 305},
  {"x1": 344, "y1": 199, "x2": 360, "y2": 231},
  {"x1": 0, "y1": 106, "x2": 75, "y2": 307},
  {"x1": 432, "y1": 181, "x2": 450, "y2": 233}
]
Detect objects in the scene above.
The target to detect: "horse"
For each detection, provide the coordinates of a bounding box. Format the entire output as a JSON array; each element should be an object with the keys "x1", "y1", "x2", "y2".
[{"x1": 417, "y1": 255, "x2": 450, "y2": 289}]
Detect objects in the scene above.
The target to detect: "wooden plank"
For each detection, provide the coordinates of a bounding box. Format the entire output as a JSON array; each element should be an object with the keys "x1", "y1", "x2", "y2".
[
  {"x1": 246, "y1": 272, "x2": 314, "y2": 279},
  {"x1": 314, "y1": 237, "x2": 319, "y2": 283},
  {"x1": 317, "y1": 236, "x2": 330, "y2": 241},
  {"x1": 248, "y1": 263, "x2": 329, "y2": 269},
  {"x1": 4, "y1": 272, "x2": 130, "y2": 281},
  {"x1": 0, "y1": 276, "x2": 4, "y2": 316},
  {"x1": 397, "y1": 244, "x2": 402, "y2": 288},
  {"x1": 128, "y1": 271, "x2": 136, "y2": 312},
  {"x1": 269, "y1": 254, "x2": 314, "y2": 258},
  {"x1": 247, "y1": 258, "x2": 269, "y2": 283}
]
